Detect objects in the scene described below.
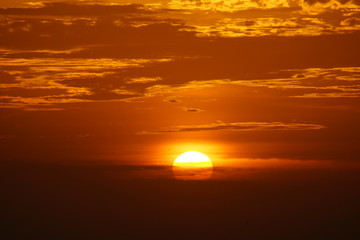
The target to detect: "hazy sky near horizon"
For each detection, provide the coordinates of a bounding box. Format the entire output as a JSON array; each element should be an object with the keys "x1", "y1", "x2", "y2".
[{"x1": 0, "y1": 0, "x2": 359, "y2": 178}]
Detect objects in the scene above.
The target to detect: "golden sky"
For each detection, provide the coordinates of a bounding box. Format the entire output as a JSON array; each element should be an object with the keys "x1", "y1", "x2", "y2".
[{"x1": 0, "y1": 0, "x2": 359, "y2": 179}]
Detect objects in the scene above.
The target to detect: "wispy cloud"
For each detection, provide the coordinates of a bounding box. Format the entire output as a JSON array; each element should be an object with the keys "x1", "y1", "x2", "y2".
[
  {"x1": 0, "y1": 57, "x2": 171, "y2": 109},
  {"x1": 145, "y1": 67, "x2": 360, "y2": 98},
  {"x1": 139, "y1": 121, "x2": 326, "y2": 134},
  {"x1": 0, "y1": 2, "x2": 358, "y2": 111},
  {"x1": 1, "y1": 62, "x2": 359, "y2": 110},
  {"x1": 0, "y1": 2, "x2": 153, "y2": 16}
]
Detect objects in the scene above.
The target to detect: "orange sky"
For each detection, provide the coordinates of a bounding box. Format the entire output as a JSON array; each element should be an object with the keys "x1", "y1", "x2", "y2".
[
  {"x1": 2, "y1": 2, "x2": 360, "y2": 239},
  {"x1": 0, "y1": 0, "x2": 359, "y2": 179}
]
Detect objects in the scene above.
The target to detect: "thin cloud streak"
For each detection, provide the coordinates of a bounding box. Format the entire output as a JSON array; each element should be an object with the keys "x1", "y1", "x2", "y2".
[
  {"x1": 0, "y1": 57, "x2": 171, "y2": 109},
  {"x1": 139, "y1": 121, "x2": 326, "y2": 134},
  {"x1": 145, "y1": 67, "x2": 360, "y2": 98}
]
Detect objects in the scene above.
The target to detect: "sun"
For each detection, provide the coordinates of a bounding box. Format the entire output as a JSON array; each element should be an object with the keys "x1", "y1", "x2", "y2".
[
  {"x1": 173, "y1": 151, "x2": 213, "y2": 167},
  {"x1": 172, "y1": 151, "x2": 213, "y2": 180}
]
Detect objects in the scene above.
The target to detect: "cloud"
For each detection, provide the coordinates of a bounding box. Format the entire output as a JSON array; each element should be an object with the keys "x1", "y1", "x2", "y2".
[
  {"x1": 180, "y1": 107, "x2": 204, "y2": 112},
  {"x1": 341, "y1": 17, "x2": 360, "y2": 26},
  {"x1": 304, "y1": 0, "x2": 360, "y2": 6},
  {"x1": 0, "y1": 1, "x2": 358, "y2": 110},
  {"x1": 1, "y1": 59, "x2": 359, "y2": 110},
  {"x1": 0, "y1": 17, "x2": 194, "y2": 51},
  {"x1": 0, "y1": 2, "x2": 153, "y2": 17},
  {"x1": 139, "y1": 121, "x2": 326, "y2": 134},
  {"x1": 0, "y1": 1, "x2": 358, "y2": 52},
  {"x1": 126, "y1": 77, "x2": 162, "y2": 84},
  {"x1": 0, "y1": 87, "x2": 68, "y2": 98},
  {"x1": 0, "y1": 70, "x2": 16, "y2": 83},
  {"x1": 70, "y1": 90, "x2": 140, "y2": 101},
  {"x1": 0, "y1": 57, "x2": 171, "y2": 109},
  {"x1": 167, "y1": 0, "x2": 360, "y2": 13},
  {"x1": 192, "y1": 16, "x2": 360, "y2": 37},
  {"x1": 164, "y1": 97, "x2": 182, "y2": 103},
  {"x1": 144, "y1": 67, "x2": 360, "y2": 98}
]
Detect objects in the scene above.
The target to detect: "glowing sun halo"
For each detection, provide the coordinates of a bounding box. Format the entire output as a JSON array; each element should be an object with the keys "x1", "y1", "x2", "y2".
[{"x1": 172, "y1": 151, "x2": 213, "y2": 180}]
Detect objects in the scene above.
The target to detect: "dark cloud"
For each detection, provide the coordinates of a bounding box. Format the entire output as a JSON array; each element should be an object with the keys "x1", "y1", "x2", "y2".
[
  {"x1": 72, "y1": 90, "x2": 140, "y2": 101},
  {"x1": 164, "y1": 98, "x2": 181, "y2": 103},
  {"x1": 0, "y1": 18, "x2": 195, "y2": 50},
  {"x1": 140, "y1": 121, "x2": 326, "y2": 134},
  {"x1": 180, "y1": 107, "x2": 203, "y2": 112},
  {"x1": 0, "y1": 2, "x2": 153, "y2": 16},
  {"x1": 0, "y1": 87, "x2": 68, "y2": 97},
  {"x1": 0, "y1": 70, "x2": 16, "y2": 83},
  {"x1": 225, "y1": 7, "x2": 302, "y2": 20},
  {"x1": 304, "y1": 0, "x2": 360, "y2": 5}
]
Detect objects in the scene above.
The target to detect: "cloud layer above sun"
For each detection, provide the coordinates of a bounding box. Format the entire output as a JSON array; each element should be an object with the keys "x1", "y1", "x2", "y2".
[{"x1": 0, "y1": 0, "x2": 359, "y2": 165}]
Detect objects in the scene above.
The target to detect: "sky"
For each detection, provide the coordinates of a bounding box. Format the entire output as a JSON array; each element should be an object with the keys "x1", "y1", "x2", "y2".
[{"x1": 1, "y1": 1, "x2": 360, "y2": 238}]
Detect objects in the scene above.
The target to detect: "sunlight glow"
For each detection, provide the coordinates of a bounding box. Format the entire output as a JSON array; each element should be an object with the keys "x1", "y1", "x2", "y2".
[
  {"x1": 173, "y1": 151, "x2": 213, "y2": 167},
  {"x1": 173, "y1": 151, "x2": 213, "y2": 180}
]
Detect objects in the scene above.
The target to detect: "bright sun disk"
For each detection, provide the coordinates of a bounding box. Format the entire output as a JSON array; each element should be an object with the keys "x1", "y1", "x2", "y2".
[
  {"x1": 173, "y1": 151, "x2": 213, "y2": 166},
  {"x1": 173, "y1": 151, "x2": 213, "y2": 180}
]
